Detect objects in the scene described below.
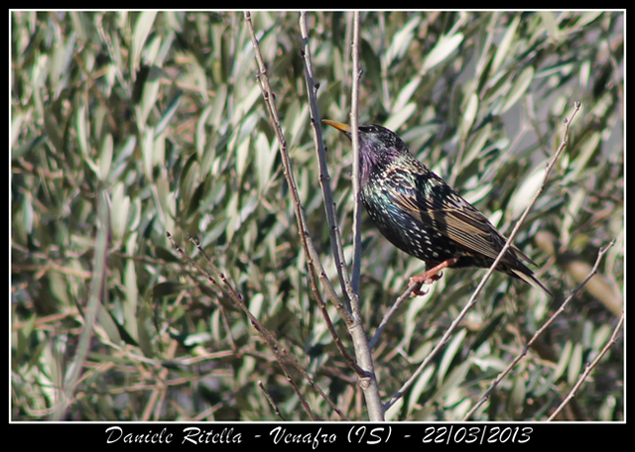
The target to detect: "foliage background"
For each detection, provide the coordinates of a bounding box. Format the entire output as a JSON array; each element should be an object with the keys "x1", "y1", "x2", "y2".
[{"x1": 11, "y1": 11, "x2": 623, "y2": 421}]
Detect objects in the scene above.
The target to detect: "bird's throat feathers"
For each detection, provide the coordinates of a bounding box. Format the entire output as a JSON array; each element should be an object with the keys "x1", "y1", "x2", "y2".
[{"x1": 359, "y1": 132, "x2": 403, "y2": 173}]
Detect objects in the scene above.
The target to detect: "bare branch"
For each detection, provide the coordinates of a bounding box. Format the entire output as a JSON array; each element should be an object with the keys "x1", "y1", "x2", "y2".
[
  {"x1": 349, "y1": 15, "x2": 363, "y2": 297},
  {"x1": 548, "y1": 311, "x2": 623, "y2": 421},
  {"x1": 463, "y1": 238, "x2": 617, "y2": 420},
  {"x1": 167, "y1": 231, "x2": 349, "y2": 420},
  {"x1": 243, "y1": 11, "x2": 348, "y2": 322},
  {"x1": 298, "y1": 12, "x2": 355, "y2": 316},
  {"x1": 369, "y1": 282, "x2": 423, "y2": 350},
  {"x1": 258, "y1": 380, "x2": 286, "y2": 421},
  {"x1": 299, "y1": 10, "x2": 384, "y2": 421}
]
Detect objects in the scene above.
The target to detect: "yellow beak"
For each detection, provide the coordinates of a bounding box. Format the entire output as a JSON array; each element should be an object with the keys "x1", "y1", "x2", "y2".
[{"x1": 322, "y1": 119, "x2": 351, "y2": 134}]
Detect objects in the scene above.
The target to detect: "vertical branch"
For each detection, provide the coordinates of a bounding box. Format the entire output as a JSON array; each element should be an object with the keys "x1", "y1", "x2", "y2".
[
  {"x1": 243, "y1": 11, "x2": 345, "y2": 320},
  {"x1": 299, "y1": 12, "x2": 356, "y2": 312},
  {"x1": 349, "y1": 11, "x2": 363, "y2": 299},
  {"x1": 346, "y1": 12, "x2": 384, "y2": 422},
  {"x1": 299, "y1": 11, "x2": 384, "y2": 421}
]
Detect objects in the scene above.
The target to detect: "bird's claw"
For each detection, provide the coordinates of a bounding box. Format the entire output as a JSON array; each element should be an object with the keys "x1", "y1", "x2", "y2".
[
  {"x1": 409, "y1": 282, "x2": 427, "y2": 297},
  {"x1": 407, "y1": 259, "x2": 460, "y2": 297},
  {"x1": 409, "y1": 274, "x2": 442, "y2": 297},
  {"x1": 410, "y1": 271, "x2": 443, "y2": 286}
]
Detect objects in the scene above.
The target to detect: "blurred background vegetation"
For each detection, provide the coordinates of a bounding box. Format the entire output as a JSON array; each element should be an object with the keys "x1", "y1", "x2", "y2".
[{"x1": 11, "y1": 11, "x2": 623, "y2": 421}]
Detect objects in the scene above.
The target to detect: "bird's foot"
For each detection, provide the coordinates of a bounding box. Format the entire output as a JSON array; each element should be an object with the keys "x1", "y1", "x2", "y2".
[{"x1": 409, "y1": 258, "x2": 459, "y2": 297}]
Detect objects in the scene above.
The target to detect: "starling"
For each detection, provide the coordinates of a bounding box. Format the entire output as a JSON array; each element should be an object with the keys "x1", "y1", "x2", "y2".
[{"x1": 323, "y1": 120, "x2": 552, "y2": 297}]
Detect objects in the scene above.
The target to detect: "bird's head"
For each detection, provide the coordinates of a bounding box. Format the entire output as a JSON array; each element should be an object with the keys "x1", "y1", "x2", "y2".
[{"x1": 323, "y1": 120, "x2": 410, "y2": 171}]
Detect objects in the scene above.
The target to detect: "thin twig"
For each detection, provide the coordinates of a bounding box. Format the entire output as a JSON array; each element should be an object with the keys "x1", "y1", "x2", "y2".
[
  {"x1": 245, "y1": 12, "x2": 361, "y2": 377},
  {"x1": 548, "y1": 311, "x2": 623, "y2": 421},
  {"x1": 184, "y1": 234, "x2": 349, "y2": 420},
  {"x1": 169, "y1": 233, "x2": 312, "y2": 417},
  {"x1": 463, "y1": 238, "x2": 617, "y2": 420},
  {"x1": 369, "y1": 283, "x2": 423, "y2": 350},
  {"x1": 258, "y1": 380, "x2": 286, "y2": 421},
  {"x1": 167, "y1": 231, "x2": 349, "y2": 421},
  {"x1": 384, "y1": 102, "x2": 582, "y2": 412},
  {"x1": 298, "y1": 12, "x2": 355, "y2": 315},
  {"x1": 349, "y1": 14, "x2": 363, "y2": 297},
  {"x1": 244, "y1": 11, "x2": 347, "y2": 322}
]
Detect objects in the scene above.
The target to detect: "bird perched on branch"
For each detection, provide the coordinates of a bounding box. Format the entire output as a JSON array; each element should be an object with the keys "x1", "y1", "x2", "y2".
[{"x1": 323, "y1": 119, "x2": 551, "y2": 297}]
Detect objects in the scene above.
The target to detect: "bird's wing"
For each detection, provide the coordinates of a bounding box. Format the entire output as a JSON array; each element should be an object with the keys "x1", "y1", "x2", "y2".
[{"x1": 387, "y1": 171, "x2": 535, "y2": 265}]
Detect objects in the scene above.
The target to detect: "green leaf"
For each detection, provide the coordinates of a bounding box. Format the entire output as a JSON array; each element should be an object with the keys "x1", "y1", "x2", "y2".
[
  {"x1": 540, "y1": 11, "x2": 561, "y2": 42},
  {"x1": 508, "y1": 373, "x2": 526, "y2": 416},
  {"x1": 461, "y1": 123, "x2": 491, "y2": 171},
  {"x1": 137, "y1": 301, "x2": 154, "y2": 358},
  {"x1": 155, "y1": 90, "x2": 182, "y2": 138},
  {"x1": 422, "y1": 33, "x2": 464, "y2": 73},
  {"x1": 492, "y1": 14, "x2": 520, "y2": 74},
  {"x1": 406, "y1": 364, "x2": 435, "y2": 416},
  {"x1": 131, "y1": 11, "x2": 158, "y2": 77},
  {"x1": 385, "y1": 102, "x2": 416, "y2": 132},
  {"x1": 458, "y1": 93, "x2": 478, "y2": 140},
  {"x1": 256, "y1": 132, "x2": 276, "y2": 193},
  {"x1": 98, "y1": 305, "x2": 122, "y2": 344},
  {"x1": 568, "y1": 342, "x2": 584, "y2": 385},
  {"x1": 98, "y1": 133, "x2": 113, "y2": 181},
  {"x1": 432, "y1": 358, "x2": 472, "y2": 405},
  {"x1": 385, "y1": 15, "x2": 421, "y2": 69},
  {"x1": 110, "y1": 182, "x2": 130, "y2": 243},
  {"x1": 437, "y1": 328, "x2": 467, "y2": 385},
  {"x1": 501, "y1": 66, "x2": 534, "y2": 114},
  {"x1": 553, "y1": 340, "x2": 573, "y2": 381}
]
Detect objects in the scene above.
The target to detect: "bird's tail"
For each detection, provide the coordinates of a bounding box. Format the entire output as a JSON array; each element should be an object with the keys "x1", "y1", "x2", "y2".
[{"x1": 511, "y1": 268, "x2": 553, "y2": 297}]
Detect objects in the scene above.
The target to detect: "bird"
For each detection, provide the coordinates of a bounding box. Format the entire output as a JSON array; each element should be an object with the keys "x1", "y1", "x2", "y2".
[{"x1": 323, "y1": 119, "x2": 552, "y2": 297}]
